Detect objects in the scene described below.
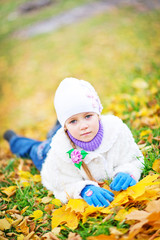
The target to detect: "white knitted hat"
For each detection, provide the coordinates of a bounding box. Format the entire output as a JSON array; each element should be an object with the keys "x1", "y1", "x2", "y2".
[{"x1": 54, "y1": 77, "x2": 103, "y2": 126}]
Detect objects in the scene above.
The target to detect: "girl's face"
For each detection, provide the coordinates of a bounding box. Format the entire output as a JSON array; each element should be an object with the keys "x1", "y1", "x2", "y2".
[{"x1": 65, "y1": 112, "x2": 99, "y2": 142}]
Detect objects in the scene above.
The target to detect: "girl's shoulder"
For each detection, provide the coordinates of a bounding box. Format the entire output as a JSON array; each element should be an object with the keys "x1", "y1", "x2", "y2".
[{"x1": 101, "y1": 114, "x2": 123, "y2": 125}]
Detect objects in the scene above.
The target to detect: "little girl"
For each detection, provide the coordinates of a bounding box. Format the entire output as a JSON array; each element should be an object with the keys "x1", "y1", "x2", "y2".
[{"x1": 4, "y1": 77, "x2": 144, "y2": 207}]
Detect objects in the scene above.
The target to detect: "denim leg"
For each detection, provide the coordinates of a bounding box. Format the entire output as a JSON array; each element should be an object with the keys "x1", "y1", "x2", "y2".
[
  {"x1": 47, "y1": 120, "x2": 61, "y2": 139},
  {"x1": 9, "y1": 136, "x2": 52, "y2": 171}
]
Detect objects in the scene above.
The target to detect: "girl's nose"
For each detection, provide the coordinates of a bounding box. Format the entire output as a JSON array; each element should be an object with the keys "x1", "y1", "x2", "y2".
[{"x1": 80, "y1": 121, "x2": 88, "y2": 130}]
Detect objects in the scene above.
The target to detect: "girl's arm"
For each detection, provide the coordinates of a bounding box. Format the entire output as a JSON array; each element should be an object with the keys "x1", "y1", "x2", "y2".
[
  {"x1": 41, "y1": 152, "x2": 99, "y2": 204},
  {"x1": 108, "y1": 122, "x2": 144, "y2": 182}
]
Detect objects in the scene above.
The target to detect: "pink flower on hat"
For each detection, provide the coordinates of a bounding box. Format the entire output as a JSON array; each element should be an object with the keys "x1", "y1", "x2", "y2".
[
  {"x1": 87, "y1": 93, "x2": 103, "y2": 113},
  {"x1": 71, "y1": 149, "x2": 82, "y2": 164}
]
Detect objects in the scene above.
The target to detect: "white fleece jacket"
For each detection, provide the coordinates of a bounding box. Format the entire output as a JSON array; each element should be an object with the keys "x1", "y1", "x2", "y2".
[{"x1": 41, "y1": 115, "x2": 144, "y2": 203}]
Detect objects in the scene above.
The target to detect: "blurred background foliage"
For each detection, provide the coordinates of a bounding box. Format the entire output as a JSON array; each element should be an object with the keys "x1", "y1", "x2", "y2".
[{"x1": 0, "y1": 0, "x2": 160, "y2": 141}]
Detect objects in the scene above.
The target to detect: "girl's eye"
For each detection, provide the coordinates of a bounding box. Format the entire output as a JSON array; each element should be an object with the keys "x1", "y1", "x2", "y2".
[
  {"x1": 85, "y1": 114, "x2": 92, "y2": 119},
  {"x1": 70, "y1": 119, "x2": 77, "y2": 124}
]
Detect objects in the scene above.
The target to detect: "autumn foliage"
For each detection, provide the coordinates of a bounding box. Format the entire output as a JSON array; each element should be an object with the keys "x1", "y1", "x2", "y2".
[{"x1": 0, "y1": 77, "x2": 160, "y2": 239}]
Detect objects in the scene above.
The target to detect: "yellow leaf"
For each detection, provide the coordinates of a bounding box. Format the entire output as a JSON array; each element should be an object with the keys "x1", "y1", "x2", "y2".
[
  {"x1": 152, "y1": 159, "x2": 160, "y2": 173},
  {"x1": 22, "y1": 182, "x2": 30, "y2": 187},
  {"x1": 140, "y1": 129, "x2": 152, "y2": 138},
  {"x1": 127, "y1": 174, "x2": 159, "y2": 200},
  {"x1": 66, "y1": 199, "x2": 88, "y2": 213},
  {"x1": 12, "y1": 214, "x2": 23, "y2": 227},
  {"x1": 0, "y1": 218, "x2": 11, "y2": 230},
  {"x1": 51, "y1": 199, "x2": 62, "y2": 207},
  {"x1": 16, "y1": 217, "x2": 29, "y2": 235},
  {"x1": 115, "y1": 208, "x2": 137, "y2": 221},
  {"x1": 1, "y1": 186, "x2": 17, "y2": 197},
  {"x1": 87, "y1": 234, "x2": 117, "y2": 240},
  {"x1": 19, "y1": 171, "x2": 33, "y2": 180},
  {"x1": 110, "y1": 174, "x2": 159, "y2": 207},
  {"x1": 82, "y1": 205, "x2": 103, "y2": 224},
  {"x1": 110, "y1": 190, "x2": 129, "y2": 207},
  {"x1": 32, "y1": 174, "x2": 41, "y2": 182},
  {"x1": 52, "y1": 206, "x2": 79, "y2": 230},
  {"x1": 21, "y1": 206, "x2": 29, "y2": 215},
  {"x1": 17, "y1": 234, "x2": 25, "y2": 240},
  {"x1": 30, "y1": 210, "x2": 43, "y2": 220}
]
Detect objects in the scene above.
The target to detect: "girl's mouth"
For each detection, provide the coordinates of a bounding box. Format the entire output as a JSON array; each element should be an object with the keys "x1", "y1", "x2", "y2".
[{"x1": 81, "y1": 132, "x2": 91, "y2": 136}]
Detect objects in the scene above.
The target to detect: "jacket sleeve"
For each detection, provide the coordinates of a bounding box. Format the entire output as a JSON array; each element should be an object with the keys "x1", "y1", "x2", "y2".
[
  {"x1": 107, "y1": 122, "x2": 144, "y2": 182},
  {"x1": 41, "y1": 149, "x2": 98, "y2": 203}
]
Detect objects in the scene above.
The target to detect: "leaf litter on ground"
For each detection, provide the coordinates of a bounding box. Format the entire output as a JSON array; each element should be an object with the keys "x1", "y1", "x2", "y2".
[{"x1": 0, "y1": 78, "x2": 160, "y2": 239}]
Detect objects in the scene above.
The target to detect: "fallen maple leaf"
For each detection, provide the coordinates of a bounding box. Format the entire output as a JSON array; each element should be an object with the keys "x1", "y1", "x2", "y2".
[
  {"x1": 30, "y1": 210, "x2": 43, "y2": 220},
  {"x1": 66, "y1": 199, "x2": 88, "y2": 213},
  {"x1": 1, "y1": 185, "x2": 17, "y2": 197},
  {"x1": 52, "y1": 206, "x2": 79, "y2": 230},
  {"x1": 82, "y1": 205, "x2": 103, "y2": 224}
]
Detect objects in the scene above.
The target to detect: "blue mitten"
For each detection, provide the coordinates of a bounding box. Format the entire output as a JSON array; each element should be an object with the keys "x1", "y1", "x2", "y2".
[
  {"x1": 81, "y1": 185, "x2": 114, "y2": 207},
  {"x1": 110, "y1": 172, "x2": 136, "y2": 191}
]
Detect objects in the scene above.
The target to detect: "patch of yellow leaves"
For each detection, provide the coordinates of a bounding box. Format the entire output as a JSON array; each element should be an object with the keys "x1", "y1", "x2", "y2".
[{"x1": 51, "y1": 174, "x2": 160, "y2": 231}]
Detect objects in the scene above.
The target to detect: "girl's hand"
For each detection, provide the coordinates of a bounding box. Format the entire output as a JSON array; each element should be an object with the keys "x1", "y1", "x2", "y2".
[
  {"x1": 81, "y1": 185, "x2": 114, "y2": 207},
  {"x1": 110, "y1": 172, "x2": 136, "y2": 191}
]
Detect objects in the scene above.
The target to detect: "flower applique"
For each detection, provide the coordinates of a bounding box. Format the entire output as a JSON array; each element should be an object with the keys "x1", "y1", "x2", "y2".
[{"x1": 67, "y1": 149, "x2": 88, "y2": 169}]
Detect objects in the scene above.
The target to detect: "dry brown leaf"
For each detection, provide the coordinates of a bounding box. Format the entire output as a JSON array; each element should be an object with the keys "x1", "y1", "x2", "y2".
[
  {"x1": 16, "y1": 217, "x2": 29, "y2": 235},
  {"x1": 67, "y1": 232, "x2": 82, "y2": 240},
  {"x1": 109, "y1": 227, "x2": 123, "y2": 236},
  {"x1": 126, "y1": 210, "x2": 149, "y2": 221},
  {"x1": 6, "y1": 205, "x2": 19, "y2": 214},
  {"x1": 44, "y1": 204, "x2": 55, "y2": 213},
  {"x1": 145, "y1": 199, "x2": 160, "y2": 213},
  {"x1": 41, "y1": 232, "x2": 59, "y2": 240},
  {"x1": 128, "y1": 219, "x2": 148, "y2": 239},
  {"x1": 0, "y1": 236, "x2": 9, "y2": 240},
  {"x1": 11, "y1": 214, "x2": 23, "y2": 227},
  {"x1": 147, "y1": 211, "x2": 160, "y2": 226},
  {"x1": 0, "y1": 218, "x2": 11, "y2": 230},
  {"x1": 24, "y1": 231, "x2": 35, "y2": 240},
  {"x1": 1, "y1": 186, "x2": 17, "y2": 197},
  {"x1": 41, "y1": 196, "x2": 52, "y2": 204},
  {"x1": 51, "y1": 227, "x2": 61, "y2": 236}
]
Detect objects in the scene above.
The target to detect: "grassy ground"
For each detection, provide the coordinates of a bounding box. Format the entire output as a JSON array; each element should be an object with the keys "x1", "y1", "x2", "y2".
[{"x1": 0, "y1": 1, "x2": 160, "y2": 239}]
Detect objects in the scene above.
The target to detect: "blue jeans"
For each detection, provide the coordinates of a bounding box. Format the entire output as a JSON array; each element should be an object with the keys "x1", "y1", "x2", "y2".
[{"x1": 9, "y1": 121, "x2": 61, "y2": 171}]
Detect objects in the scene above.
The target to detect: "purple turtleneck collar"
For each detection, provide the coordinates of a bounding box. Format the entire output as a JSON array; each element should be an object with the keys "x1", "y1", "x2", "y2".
[{"x1": 67, "y1": 120, "x2": 104, "y2": 151}]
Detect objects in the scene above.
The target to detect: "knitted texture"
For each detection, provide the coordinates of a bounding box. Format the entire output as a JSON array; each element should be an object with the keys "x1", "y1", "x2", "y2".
[
  {"x1": 54, "y1": 78, "x2": 103, "y2": 126},
  {"x1": 67, "y1": 120, "x2": 104, "y2": 151}
]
